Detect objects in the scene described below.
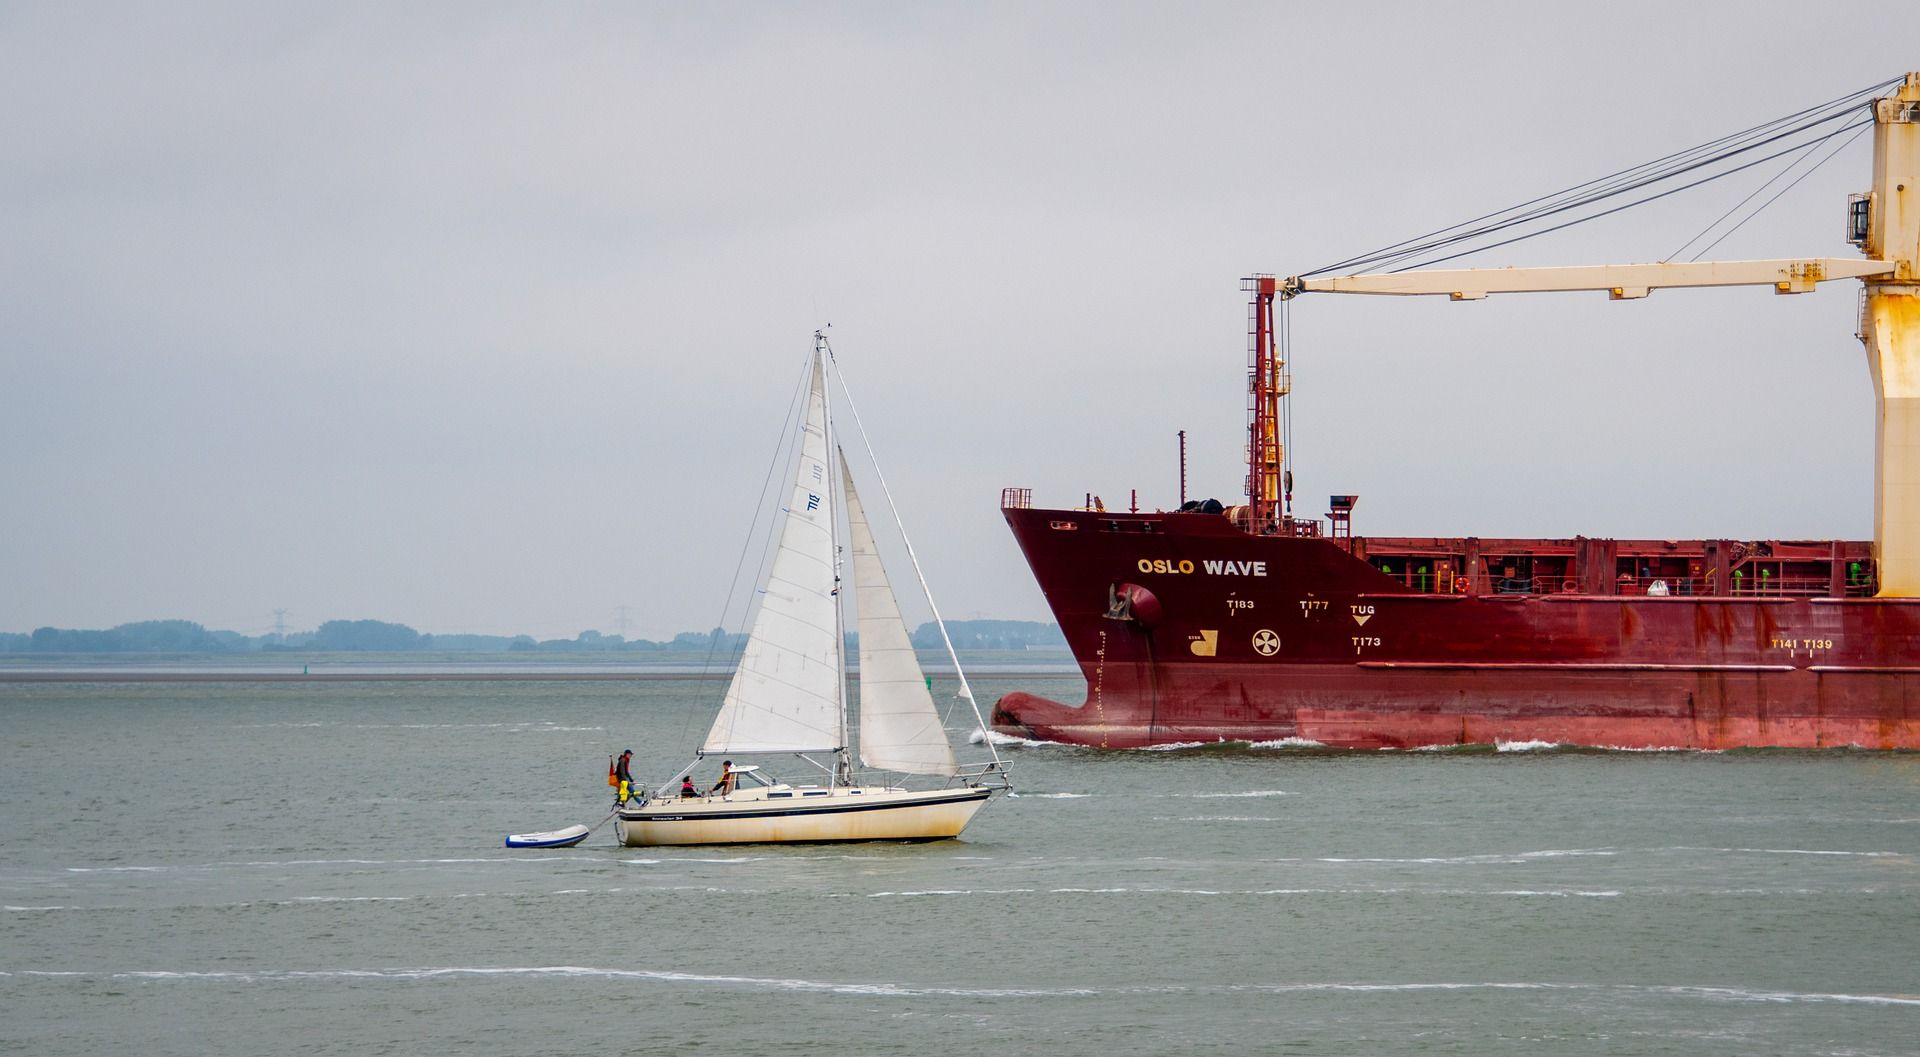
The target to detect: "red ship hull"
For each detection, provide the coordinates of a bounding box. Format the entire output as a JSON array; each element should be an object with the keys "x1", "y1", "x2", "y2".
[{"x1": 991, "y1": 505, "x2": 1920, "y2": 750}]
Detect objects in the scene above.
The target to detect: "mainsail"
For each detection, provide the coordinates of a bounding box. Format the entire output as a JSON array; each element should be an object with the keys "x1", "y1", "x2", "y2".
[
  {"x1": 842, "y1": 460, "x2": 959, "y2": 776},
  {"x1": 703, "y1": 354, "x2": 842, "y2": 755}
]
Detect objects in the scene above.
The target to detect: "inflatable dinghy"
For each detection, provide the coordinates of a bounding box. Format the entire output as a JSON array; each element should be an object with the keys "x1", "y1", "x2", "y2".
[{"x1": 504, "y1": 823, "x2": 591, "y2": 849}]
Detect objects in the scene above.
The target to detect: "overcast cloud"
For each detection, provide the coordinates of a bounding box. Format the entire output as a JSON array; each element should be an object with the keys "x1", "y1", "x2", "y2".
[{"x1": 1, "y1": 2, "x2": 1911, "y2": 640}]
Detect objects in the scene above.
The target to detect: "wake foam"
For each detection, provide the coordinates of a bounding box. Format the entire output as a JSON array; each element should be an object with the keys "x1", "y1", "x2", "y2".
[
  {"x1": 970, "y1": 728, "x2": 1077, "y2": 749},
  {"x1": 1318, "y1": 849, "x2": 1615, "y2": 865},
  {"x1": 1153, "y1": 816, "x2": 1282, "y2": 823},
  {"x1": 11, "y1": 968, "x2": 1910, "y2": 1007}
]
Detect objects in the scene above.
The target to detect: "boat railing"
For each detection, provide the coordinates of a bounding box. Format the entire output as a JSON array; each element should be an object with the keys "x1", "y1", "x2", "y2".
[
  {"x1": 1000, "y1": 487, "x2": 1032, "y2": 510},
  {"x1": 954, "y1": 760, "x2": 1013, "y2": 790}
]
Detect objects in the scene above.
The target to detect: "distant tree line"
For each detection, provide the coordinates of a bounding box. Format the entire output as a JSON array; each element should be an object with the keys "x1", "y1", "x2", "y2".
[
  {"x1": 910, "y1": 619, "x2": 1066, "y2": 650},
  {"x1": 0, "y1": 618, "x2": 1065, "y2": 654}
]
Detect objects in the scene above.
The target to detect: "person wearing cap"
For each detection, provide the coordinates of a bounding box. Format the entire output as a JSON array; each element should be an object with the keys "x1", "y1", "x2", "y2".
[{"x1": 615, "y1": 749, "x2": 635, "y2": 805}]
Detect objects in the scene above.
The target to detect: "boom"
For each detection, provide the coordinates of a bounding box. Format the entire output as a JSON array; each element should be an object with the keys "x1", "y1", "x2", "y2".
[{"x1": 1281, "y1": 257, "x2": 1894, "y2": 300}]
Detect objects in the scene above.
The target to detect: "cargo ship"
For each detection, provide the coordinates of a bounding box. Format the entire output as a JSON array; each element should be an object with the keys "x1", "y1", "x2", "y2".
[{"x1": 991, "y1": 73, "x2": 1920, "y2": 750}]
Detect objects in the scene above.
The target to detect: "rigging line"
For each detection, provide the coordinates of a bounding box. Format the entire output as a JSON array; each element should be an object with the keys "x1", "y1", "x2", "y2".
[
  {"x1": 1466, "y1": 105, "x2": 1873, "y2": 270},
  {"x1": 1309, "y1": 117, "x2": 1790, "y2": 276},
  {"x1": 1387, "y1": 116, "x2": 1875, "y2": 276},
  {"x1": 1487, "y1": 100, "x2": 1872, "y2": 237},
  {"x1": 1385, "y1": 116, "x2": 1875, "y2": 273},
  {"x1": 1665, "y1": 135, "x2": 1828, "y2": 261},
  {"x1": 826, "y1": 345, "x2": 1006, "y2": 772},
  {"x1": 1687, "y1": 121, "x2": 1874, "y2": 262},
  {"x1": 1302, "y1": 75, "x2": 1900, "y2": 277},
  {"x1": 1358, "y1": 108, "x2": 1873, "y2": 274},
  {"x1": 1311, "y1": 89, "x2": 1891, "y2": 277},
  {"x1": 685, "y1": 350, "x2": 813, "y2": 759},
  {"x1": 1674, "y1": 135, "x2": 1820, "y2": 260},
  {"x1": 1358, "y1": 97, "x2": 1879, "y2": 273}
]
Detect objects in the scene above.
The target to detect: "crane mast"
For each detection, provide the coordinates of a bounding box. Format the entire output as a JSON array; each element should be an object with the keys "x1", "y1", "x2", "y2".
[
  {"x1": 1268, "y1": 72, "x2": 1920, "y2": 597},
  {"x1": 1244, "y1": 275, "x2": 1286, "y2": 532}
]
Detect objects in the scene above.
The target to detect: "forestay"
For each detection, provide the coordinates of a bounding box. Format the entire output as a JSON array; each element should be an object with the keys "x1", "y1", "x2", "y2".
[
  {"x1": 702, "y1": 355, "x2": 843, "y2": 755},
  {"x1": 842, "y1": 461, "x2": 959, "y2": 776}
]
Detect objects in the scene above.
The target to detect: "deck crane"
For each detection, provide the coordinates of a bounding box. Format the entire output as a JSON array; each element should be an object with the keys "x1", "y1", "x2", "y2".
[{"x1": 1253, "y1": 72, "x2": 1920, "y2": 597}]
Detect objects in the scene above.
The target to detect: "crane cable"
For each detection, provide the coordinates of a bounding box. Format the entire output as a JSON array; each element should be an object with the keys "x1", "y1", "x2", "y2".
[
  {"x1": 1297, "y1": 74, "x2": 1902, "y2": 279},
  {"x1": 1675, "y1": 121, "x2": 1875, "y2": 263}
]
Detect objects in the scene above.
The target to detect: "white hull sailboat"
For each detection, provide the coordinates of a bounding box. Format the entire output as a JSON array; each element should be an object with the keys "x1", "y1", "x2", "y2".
[
  {"x1": 616, "y1": 783, "x2": 991, "y2": 847},
  {"x1": 616, "y1": 333, "x2": 1007, "y2": 847}
]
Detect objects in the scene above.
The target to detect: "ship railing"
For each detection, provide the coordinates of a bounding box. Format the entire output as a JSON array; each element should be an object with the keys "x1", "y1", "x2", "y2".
[
  {"x1": 1725, "y1": 575, "x2": 1857, "y2": 597},
  {"x1": 1600, "y1": 575, "x2": 1843, "y2": 597},
  {"x1": 1374, "y1": 566, "x2": 1471, "y2": 593},
  {"x1": 1488, "y1": 574, "x2": 1878, "y2": 597},
  {"x1": 1000, "y1": 487, "x2": 1032, "y2": 510}
]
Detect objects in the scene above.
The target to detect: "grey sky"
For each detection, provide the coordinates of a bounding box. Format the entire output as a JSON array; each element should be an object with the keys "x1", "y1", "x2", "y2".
[{"x1": 1, "y1": 3, "x2": 1910, "y2": 640}]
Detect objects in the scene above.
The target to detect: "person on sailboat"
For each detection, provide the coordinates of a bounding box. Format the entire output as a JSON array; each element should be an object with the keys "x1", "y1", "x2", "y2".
[
  {"x1": 615, "y1": 749, "x2": 635, "y2": 804},
  {"x1": 679, "y1": 774, "x2": 698, "y2": 798},
  {"x1": 709, "y1": 760, "x2": 736, "y2": 796}
]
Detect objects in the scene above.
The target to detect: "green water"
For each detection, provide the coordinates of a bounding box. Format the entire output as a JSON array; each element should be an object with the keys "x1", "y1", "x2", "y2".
[{"x1": 2, "y1": 678, "x2": 1916, "y2": 1056}]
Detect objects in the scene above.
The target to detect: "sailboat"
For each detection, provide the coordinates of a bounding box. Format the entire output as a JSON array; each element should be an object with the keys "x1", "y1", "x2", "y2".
[{"x1": 614, "y1": 334, "x2": 1009, "y2": 846}]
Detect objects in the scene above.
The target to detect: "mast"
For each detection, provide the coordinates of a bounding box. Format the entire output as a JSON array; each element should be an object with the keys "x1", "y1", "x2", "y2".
[
  {"x1": 818, "y1": 329, "x2": 853, "y2": 784},
  {"x1": 1243, "y1": 275, "x2": 1285, "y2": 531}
]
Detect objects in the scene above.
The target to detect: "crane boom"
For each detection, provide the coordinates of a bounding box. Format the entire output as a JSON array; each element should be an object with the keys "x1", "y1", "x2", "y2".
[{"x1": 1282, "y1": 257, "x2": 1896, "y2": 301}]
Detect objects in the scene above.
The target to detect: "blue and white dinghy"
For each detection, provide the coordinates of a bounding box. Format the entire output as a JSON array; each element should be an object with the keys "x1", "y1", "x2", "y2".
[{"x1": 504, "y1": 824, "x2": 590, "y2": 849}]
